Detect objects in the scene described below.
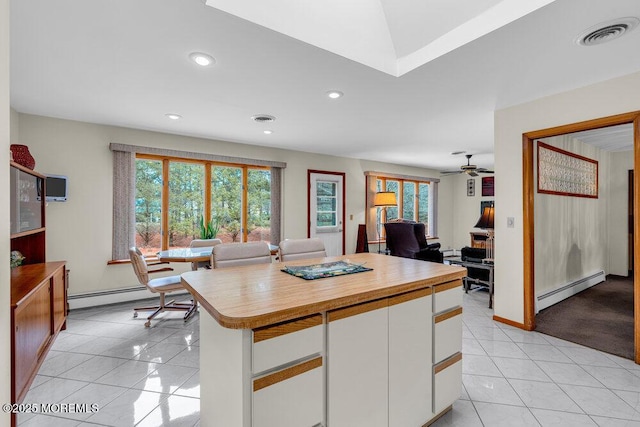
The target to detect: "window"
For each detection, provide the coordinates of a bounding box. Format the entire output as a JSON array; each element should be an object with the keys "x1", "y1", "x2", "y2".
[
  {"x1": 135, "y1": 155, "x2": 271, "y2": 255},
  {"x1": 367, "y1": 172, "x2": 438, "y2": 240},
  {"x1": 316, "y1": 180, "x2": 338, "y2": 228}
]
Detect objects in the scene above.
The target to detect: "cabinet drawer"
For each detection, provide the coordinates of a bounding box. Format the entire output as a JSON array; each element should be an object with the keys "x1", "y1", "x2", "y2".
[
  {"x1": 253, "y1": 357, "x2": 324, "y2": 427},
  {"x1": 253, "y1": 314, "x2": 323, "y2": 374},
  {"x1": 433, "y1": 280, "x2": 462, "y2": 313},
  {"x1": 434, "y1": 307, "x2": 463, "y2": 363},
  {"x1": 434, "y1": 353, "x2": 462, "y2": 414}
]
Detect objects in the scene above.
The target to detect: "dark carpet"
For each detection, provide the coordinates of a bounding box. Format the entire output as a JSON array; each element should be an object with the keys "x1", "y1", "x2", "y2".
[{"x1": 535, "y1": 276, "x2": 634, "y2": 360}]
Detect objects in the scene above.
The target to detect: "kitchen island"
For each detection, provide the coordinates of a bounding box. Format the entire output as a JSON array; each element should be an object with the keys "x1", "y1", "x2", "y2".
[{"x1": 182, "y1": 252, "x2": 466, "y2": 427}]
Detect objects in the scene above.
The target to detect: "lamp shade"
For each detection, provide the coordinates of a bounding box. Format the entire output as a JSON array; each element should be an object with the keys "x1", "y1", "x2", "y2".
[
  {"x1": 474, "y1": 205, "x2": 495, "y2": 229},
  {"x1": 374, "y1": 191, "x2": 397, "y2": 207}
]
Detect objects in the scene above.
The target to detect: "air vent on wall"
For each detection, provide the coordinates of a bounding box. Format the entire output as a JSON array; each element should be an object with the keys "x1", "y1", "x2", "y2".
[
  {"x1": 251, "y1": 114, "x2": 276, "y2": 123},
  {"x1": 576, "y1": 17, "x2": 639, "y2": 46}
]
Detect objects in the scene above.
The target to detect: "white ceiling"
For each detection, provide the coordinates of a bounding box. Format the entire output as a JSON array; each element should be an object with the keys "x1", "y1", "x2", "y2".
[
  {"x1": 9, "y1": 0, "x2": 640, "y2": 172},
  {"x1": 570, "y1": 124, "x2": 634, "y2": 152}
]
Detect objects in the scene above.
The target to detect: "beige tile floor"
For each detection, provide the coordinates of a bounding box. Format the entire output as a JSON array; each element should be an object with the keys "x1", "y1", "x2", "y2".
[{"x1": 17, "y1": 288, "x2": 640, "y2": 426}]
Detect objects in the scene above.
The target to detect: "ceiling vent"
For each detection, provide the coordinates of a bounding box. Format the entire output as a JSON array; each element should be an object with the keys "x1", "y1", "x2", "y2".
[
  {"x1": 576, "y1": 17, "x2": 639, "y2": 46},
  {"x1": 251, "y1": 114, "x2": 276, "y2": 123}
]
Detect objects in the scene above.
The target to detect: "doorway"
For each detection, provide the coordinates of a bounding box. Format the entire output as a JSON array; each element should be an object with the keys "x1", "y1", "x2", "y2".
[
  {"x1": 522, "y1": 111, "x2": 640, "y2": 362},
  {"x1": 308, "y1": 170, "x2": 345, "y2": 256}
]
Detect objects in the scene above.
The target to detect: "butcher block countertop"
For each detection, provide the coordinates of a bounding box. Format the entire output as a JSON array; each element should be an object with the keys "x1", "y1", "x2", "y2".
[{"x1": 182, "y1": 252, "x2": 466, "y2": 329}]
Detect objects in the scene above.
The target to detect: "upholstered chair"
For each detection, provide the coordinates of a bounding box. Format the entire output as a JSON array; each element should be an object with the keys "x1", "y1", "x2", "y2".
[
  {"x1": 189, "y1": 238, "x2": 222, "y2": 270},
  {"x1": 384, "y1": 222, "x2": 443, "y2": 263},
  {"x1": 212, "y1": 241, "x2": 272, "y2": 269},
  {"x1": 279, "y1": 238, "x2": 327, "y2": 262},
  {"x1": 129, "y1": 247, "x2": 198, "y2": 327}
]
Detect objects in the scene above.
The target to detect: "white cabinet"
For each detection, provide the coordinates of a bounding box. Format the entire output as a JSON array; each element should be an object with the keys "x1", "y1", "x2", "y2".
[
  {"x1": 389, "y1": 289, "x2": 433, "y2": 427},
  {"x1": 434, "y1": 353, "x2": 463, "y2": 414},
  {"x1": 433, "y1": 281, "x2": 463, "y2": 314},
  {"x1": 432, "y1": 280, "x2": 463, "y2": 416},
  {"x1": 252, "y1": 314, "x2": 323, "y2": 374},
  {"x1": 328, "y1": 289, "x2": 436, "y2": 427},
  {"x1": 328, "y1": 299, "x2": 389, "y2": 427},
  {"x1": 434, "y1": 307, "x2": 463, "y2": 364},
  {"x1": 252, "y1": 357, "x2": 324, "y2": 427},
  {"x1": 252, "y1": 314, "x2": 324, "y2": 427}
]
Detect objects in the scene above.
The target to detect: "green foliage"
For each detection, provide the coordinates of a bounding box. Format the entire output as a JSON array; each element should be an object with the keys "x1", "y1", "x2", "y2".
[{"x1": 199, "y1": 215, "x2": 221, "y2": 239}]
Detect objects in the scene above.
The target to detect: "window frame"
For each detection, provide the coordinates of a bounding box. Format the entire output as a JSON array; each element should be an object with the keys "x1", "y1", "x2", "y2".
[
  {"x1": 136, "y1": 153, "x2": 270, "y2": 250},
  {"x1": 365, "y1": 171, "x2": 439, "y2": 242}
]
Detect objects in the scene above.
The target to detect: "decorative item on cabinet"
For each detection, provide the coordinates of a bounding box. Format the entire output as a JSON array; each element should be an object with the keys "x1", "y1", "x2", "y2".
[
  {"x1": 10, "y1": 251, "x2": 25, "y2": 268},
  {"x1": 10, "y1": 144, "x2": 36, "y2": 170}
]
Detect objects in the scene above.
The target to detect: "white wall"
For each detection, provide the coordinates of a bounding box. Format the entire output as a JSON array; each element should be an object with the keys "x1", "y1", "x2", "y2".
[
  {"x1": 608, "y1": 151, "x2": 633, "y2": 276},
  {"x1": 17, "y1": 113, "x2": 453, "y2": 297},
  {"x1": 1, "y1": 0, "x2": 12, "y2": 419},
  {"x1": 534, "y1": 135, "x2": 609, "y2": 297},
  {"x1": 494, "y1": 70, "x2": 640, "y2": 324}
]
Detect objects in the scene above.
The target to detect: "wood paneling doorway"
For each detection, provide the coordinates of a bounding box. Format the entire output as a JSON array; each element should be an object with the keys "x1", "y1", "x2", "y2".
[{"x1": 521, "y1": 111, "x2": 640, "y2": 363}]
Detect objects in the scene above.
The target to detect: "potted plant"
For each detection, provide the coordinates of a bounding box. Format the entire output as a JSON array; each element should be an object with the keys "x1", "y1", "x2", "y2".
[{"x1": 199, "y1": 215, "x2": 221, "y2": 239}]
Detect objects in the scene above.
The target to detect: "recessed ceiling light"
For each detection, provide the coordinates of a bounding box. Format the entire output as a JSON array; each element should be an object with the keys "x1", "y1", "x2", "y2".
[
  {"x1": 165, "y1": 113, "x2": 182, "y2": 120},
  {"x1": 263, "y1": 130, "x2": 273, "y2": 135},
  {"x1": 326, "y1": 90, "x2": 343, "y2": 99},
  {"x1": 189, "y1": 52, "x2": 216, "y2": 67}
]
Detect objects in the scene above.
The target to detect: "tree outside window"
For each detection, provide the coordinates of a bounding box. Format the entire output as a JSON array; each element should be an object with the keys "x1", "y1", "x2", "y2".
[{"x1": 135, "y1": 156, "x2": 271, "y2": 253}]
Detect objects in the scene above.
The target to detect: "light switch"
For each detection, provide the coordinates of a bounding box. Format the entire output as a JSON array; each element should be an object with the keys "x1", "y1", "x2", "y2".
[{"x1": 507, "y1": 217, "x2": 515, "y2": 228}]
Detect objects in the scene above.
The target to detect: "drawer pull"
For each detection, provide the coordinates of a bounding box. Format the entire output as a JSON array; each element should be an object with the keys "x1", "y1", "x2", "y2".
[
  {"x1": 434, "y1": 307, "x2": 462, "y2": 324},
  {"x1": 253, "y1": 357, "x2": 323, "y2": 391},
  {"x1": 434, "y1": 352, "x2": 462, "y2": 374}
]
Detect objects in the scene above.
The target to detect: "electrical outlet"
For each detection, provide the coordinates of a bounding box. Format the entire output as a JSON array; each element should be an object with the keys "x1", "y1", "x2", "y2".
[{"x1": 507, "y1": 217, "x2": 515, "y2": 228}]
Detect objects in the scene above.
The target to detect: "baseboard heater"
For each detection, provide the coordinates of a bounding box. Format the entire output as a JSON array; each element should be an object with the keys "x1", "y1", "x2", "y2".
[
  {"x1": 535, "y1": 270, "x2": 606, "y2": 313},
  {"x1": 68, "y1": 286, "x2": 189, "y2": 310}
]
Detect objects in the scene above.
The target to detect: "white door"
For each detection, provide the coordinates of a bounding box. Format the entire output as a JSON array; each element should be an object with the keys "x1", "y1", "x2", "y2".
[{"x1": 309, "y1": 172, "x2": 344, "y2": 256}]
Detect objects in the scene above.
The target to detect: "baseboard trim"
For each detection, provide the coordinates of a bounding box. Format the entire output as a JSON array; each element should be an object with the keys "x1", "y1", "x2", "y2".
[
  {"x1": 536, "y1": 270, "x2": 606, "y2": 313},
  {"x1": 68, "y1": 286, "x2": 189, "y2": 310},
  {"x1": 493, "y1": 315, "x2": 527, "y2": 330}
]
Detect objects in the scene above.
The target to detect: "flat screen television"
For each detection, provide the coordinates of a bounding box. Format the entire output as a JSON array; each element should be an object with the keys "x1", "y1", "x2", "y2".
[{"x1": 45, "y1": 174, "x2": 68, "y2": 202}]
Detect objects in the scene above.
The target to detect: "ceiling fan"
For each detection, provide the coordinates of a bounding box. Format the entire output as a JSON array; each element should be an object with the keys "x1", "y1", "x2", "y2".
[{"x1": 440, "y1": 154, "x2": 494, "y2": 177}]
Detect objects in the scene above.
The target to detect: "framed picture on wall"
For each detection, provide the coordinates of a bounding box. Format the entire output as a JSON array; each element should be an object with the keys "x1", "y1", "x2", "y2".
[
  {"x1": 467, "y1": 179, "x2": 475, "y2": 196},
  {"x1": 482, "y1": 176, "x2": 494, "y2": 196}
]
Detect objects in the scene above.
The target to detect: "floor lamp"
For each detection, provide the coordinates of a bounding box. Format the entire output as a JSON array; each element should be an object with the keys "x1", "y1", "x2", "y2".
[
  {"x1": 374, "y1": 191, "x2": 397, "y2": 254},
  {"x1": 474, "y1": 203, "x2": 495, "y2": 262}
]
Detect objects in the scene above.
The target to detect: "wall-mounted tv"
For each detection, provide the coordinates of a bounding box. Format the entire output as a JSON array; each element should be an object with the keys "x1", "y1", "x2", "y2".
[{"x1": 45, "y1": 174, "x2": 68, "y2": 202}]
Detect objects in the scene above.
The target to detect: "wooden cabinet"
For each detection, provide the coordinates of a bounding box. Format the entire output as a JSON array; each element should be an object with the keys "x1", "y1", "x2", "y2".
[
  {"x1": 13, "y1": 282, "x2": 51, "y2": 400},
  {"x1": 470, "y1": 231, "x2": 489, "y2": 249},
  {"x1": 11, "y1": 262, "x2": 67, "y2": 404},
  {"x1": 10, "y1": 162, "x2": 46, "y2": 265},
  {"x1": 9, "y1": 162, "x2": 67, "y2": 412}
]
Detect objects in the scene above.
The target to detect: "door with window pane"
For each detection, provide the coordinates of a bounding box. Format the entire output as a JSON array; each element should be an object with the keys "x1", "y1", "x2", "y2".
[{"x1": 309, "y1": 172, "x2": 344, "y2": 256}]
